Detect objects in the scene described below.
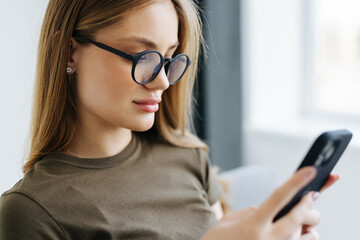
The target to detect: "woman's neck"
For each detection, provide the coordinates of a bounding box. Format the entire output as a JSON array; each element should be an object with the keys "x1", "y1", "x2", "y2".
[{"x1": 63, "y1": 120, "x2": 133, "y2": 159}]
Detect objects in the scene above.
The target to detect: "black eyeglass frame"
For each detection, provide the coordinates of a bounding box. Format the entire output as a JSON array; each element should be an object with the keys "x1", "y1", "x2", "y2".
[{"x1": 85, "y1": 39, "x2": 191, "y2": 85}]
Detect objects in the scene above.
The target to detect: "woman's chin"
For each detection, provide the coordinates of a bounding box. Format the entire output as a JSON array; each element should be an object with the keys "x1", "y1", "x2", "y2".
[{"x1": 128, "y1": 119, "x2": 155, "y2": 132}]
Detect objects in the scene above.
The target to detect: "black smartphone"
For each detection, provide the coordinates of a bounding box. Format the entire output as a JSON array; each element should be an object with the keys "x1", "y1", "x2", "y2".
[{"x1": 273, "y1": 129, "x2": 352, "y2": 222}]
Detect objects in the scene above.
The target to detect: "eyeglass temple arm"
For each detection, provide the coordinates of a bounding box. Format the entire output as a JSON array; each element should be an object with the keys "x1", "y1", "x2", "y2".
[{"x1": 86, "y1": 40, "x2": 134, "y2": 61}]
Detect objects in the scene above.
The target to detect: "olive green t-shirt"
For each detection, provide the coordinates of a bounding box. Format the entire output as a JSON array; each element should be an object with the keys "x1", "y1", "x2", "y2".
[{"x1": 0, "y1": 132, "x2": 222, "y2": 240}]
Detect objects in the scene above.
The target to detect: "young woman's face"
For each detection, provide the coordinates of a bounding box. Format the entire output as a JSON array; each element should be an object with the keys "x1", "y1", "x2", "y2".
[{"x1": 71, "y1": 0, "x2": 179, "y2": 132}]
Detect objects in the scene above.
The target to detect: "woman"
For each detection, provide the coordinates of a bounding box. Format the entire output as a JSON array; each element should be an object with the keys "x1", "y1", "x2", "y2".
[{"x1": 0, "y1": 0, "x2": 338, "y2": 239}]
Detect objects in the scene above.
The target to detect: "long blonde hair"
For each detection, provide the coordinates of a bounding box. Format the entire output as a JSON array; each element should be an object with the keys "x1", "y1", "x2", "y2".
[{"x1": 23, "y1": 0, "x2": 207, "y2": 173}]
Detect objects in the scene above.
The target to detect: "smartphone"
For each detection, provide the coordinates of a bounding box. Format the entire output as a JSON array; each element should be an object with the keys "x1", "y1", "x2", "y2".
[{"x1": 273, "y1": 129, "x2": 352, "y2": 222}]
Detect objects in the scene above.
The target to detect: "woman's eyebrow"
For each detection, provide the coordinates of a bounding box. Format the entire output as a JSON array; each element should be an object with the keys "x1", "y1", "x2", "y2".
[{"x1": 116, "y1": 36, "x2": 179, "y2": 51}]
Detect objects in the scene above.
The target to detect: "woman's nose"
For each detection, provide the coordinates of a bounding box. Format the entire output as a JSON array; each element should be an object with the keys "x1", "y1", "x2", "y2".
[{"x1": 145, "y1": 68, "x2": 170, "y2": 91}]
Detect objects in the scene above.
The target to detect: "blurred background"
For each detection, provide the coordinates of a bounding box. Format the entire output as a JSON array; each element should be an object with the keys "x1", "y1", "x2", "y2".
[{"x1": 1, "y1": 0, "x2": 359, "y2": 239}]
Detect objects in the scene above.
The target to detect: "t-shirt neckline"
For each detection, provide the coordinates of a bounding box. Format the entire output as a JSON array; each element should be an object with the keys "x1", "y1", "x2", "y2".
[{"x1": 41, "y1": 132, "x2": 140, "y2": 169}]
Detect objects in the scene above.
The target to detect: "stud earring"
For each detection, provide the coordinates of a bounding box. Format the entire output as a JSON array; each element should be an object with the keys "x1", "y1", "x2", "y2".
[{"x1": 66, "y1": 67, "x2": 73, "y2": 73}]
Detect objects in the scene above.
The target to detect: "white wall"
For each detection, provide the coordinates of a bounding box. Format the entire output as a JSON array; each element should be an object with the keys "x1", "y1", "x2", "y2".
[
  {"x1": 0, "y1": 1, "x2": 49, "y2": 193},
  {"x1": 242, "y1": 0, "x2": 360, "y2": 239}
]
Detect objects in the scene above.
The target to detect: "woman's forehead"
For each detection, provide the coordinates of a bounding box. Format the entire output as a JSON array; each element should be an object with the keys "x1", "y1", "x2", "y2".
[{"x1": 96, "y1": 1, "x2": 179, "y2": 51}]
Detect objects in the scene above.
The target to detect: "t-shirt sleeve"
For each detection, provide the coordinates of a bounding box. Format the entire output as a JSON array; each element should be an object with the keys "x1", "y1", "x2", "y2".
[
  {"x1": 0, "y1": 192, "x2": 65, "y2": 240},
  {"x1": 198, "y1": 149, "x2": 223, "y2": 205}
]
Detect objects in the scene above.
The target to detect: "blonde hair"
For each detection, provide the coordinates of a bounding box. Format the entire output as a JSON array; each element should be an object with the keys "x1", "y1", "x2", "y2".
[{"x1": 23, "y1": 0, "x2": 207, "y2": 173}]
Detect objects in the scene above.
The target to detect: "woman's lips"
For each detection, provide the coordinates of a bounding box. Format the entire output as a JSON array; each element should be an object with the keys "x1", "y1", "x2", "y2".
[{"x1": 133, "y1": 99, "x2": 161, "y2": 113}]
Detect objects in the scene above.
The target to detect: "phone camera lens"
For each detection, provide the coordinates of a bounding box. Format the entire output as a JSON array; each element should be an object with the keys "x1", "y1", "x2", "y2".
[{"x1": 314, "y1": 141, "x2": 336, "y2": 167}]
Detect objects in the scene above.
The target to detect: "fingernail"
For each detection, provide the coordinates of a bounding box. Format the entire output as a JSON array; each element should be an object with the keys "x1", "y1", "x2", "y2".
[
  {"x1": 312, "y1": 192, "x2": 320, "y2": 201},
  {"x1": 301, "y1": 167, "x2": 316, "y2": 180}
]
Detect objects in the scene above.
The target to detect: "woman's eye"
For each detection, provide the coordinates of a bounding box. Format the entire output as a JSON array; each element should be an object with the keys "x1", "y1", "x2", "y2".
[{"x1": 139, "y1": 56, "x2": 148, "y2": 62}]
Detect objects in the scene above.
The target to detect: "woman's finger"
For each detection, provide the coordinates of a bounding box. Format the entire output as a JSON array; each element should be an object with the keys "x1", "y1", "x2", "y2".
[
  {"x1": 273, "y1": 191, "x2": 317, "y2": 236},
  {"x1": 300, "y1": 229, "x2": 320, "y2": 240},
  {"x1": 301, "y1": 209, "x2": 321, "y2": 234},
  {"x1": 256, "y1": 167, "x2": 317, "y2": 221},
  {"x1": 302, "y1": 209, "x2": 321, "y2": 227},
  {"x1": 320, "y1": 174, "x2": 339, "y2": 193}
]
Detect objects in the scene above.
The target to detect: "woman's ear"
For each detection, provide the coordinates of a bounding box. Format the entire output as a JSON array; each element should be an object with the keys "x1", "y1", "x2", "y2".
[{"x1": 67, "y1": 37, "x2": 80, "y2": 74}]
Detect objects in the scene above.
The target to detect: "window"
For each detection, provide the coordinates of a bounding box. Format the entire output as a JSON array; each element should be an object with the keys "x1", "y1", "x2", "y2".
[
  {"x1": 309, "y1": 0, "x2": 360, "y2": 117},
  {"x1": 242, "y1": 2, "x2": 360, "y2": 239}
]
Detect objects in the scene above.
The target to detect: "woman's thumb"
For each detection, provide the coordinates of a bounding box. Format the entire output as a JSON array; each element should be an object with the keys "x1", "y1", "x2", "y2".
[{"x1": 255, "y1": 167, "x2": 317, "y2": 221}]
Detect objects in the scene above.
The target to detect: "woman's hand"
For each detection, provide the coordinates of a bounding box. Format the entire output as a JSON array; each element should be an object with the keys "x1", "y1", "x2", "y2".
[
  {"x1": 202, "y1": 167, "x2": 339, "y2": 240},
  {"x1": 298, "y1": 173, "x2": 339, "y2": 240},
  {"x1": 287, "y1": 172, "x2": 339, "y2": 240}
]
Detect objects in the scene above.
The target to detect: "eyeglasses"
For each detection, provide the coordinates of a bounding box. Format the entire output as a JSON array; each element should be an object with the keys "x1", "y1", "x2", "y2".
[{"x1": 85, "y1": 39, "x2": 191, "y2": 85}]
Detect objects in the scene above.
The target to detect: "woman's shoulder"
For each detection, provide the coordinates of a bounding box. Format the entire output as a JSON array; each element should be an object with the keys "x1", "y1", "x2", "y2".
[
  {"x1": 1, "y1": 184, "x2": 40, "y2": 215},
  {"x1": 1, "y1": 179, "x2": 33, "y2": 206},
  {"x1": 1, "y1": 175, "x2": 47, "y2": 214},
  {"x1": 0, "y1": 185, "x2": 65, "y2": 239},
  {"x1": 0, "y1": 165, "x2": 68, "y2": 213}
]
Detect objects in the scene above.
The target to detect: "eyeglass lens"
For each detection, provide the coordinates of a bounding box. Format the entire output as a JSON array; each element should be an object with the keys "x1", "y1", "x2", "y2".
[
  {"x1": 134, "y1": 52, "x2": 161, "y2": 83},
  {"x1": 134, "y1": 52, "x2": 188, "y2": 84},
  {"x1": 166, "y1": 55, "x2": 188, "y2": 84}
]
